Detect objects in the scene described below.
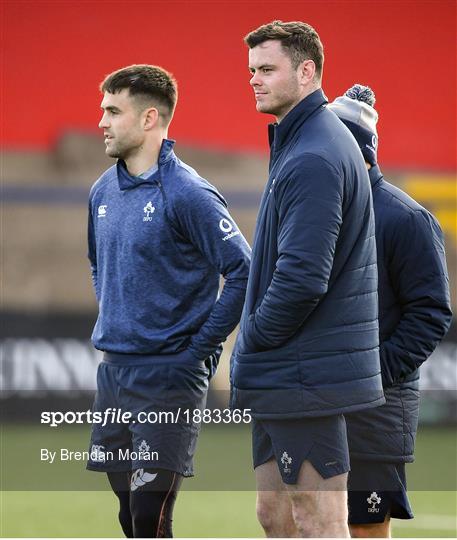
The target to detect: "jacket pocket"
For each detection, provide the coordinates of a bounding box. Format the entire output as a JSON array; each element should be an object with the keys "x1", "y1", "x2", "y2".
[
  {"x1": 235, "y1": 340, "x2": 297, "y2": 364},
  {"x1": 233, "y1": 348, "x2": 301, "y2": 391}
]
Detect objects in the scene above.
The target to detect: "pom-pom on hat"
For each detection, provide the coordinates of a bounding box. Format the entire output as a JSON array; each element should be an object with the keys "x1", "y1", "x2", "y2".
[{"x1": 328, "y1": 84, "x2": 379, "y2": 166}]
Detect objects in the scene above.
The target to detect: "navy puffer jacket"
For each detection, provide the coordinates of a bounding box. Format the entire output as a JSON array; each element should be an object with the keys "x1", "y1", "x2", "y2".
[
  {"x1": 345, "y1": 165, "x2": 452, "y2": 462},
  {"x1": 231, "y1": 90, "x2": 384, "y2": 418}
]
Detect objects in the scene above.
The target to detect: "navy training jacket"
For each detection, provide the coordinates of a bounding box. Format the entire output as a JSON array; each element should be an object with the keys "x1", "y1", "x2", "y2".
[
  {"x1": 345, "y1": 165, "x2": 452, "y2": 462},
  {"x1": 231, "y1": 89, "x2": 385, "y2": 418},
  {"x1": 88, "y1": 139, "x2": 251, "y2": 365}
]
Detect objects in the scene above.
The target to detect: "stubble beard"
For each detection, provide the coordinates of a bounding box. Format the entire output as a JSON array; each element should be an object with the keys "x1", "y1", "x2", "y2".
[
  {"x1": 256, "y1": 78, "x2": 301, "y2": 120},
  {"x1": 105, "y1": 139, "x2": 136, "y2": 161},
  {"x1": 256, "y1": 97, "x2": 282, "y2": 117},
  {"x1": 256, "y1": 96, "x2": 294, "y2": 121},
  {"x1": 106, "y1": 147, "x2": 121, "y2": 159},
  {"x1": 104, "y1": 139, "x2": 122, "y2": 159}
]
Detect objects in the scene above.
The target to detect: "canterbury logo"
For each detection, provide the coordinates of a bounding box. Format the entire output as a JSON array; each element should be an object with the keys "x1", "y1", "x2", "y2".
[{"x1": 130, "y1": 468, "x2": 157, "y2": 491}]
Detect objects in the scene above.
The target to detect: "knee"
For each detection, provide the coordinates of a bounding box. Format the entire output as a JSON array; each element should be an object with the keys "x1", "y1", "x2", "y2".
[
  {"x1": 257, "y1": 492, "x2": 298, "y2": 537},
  {"x1": 293, "y1": 519, "x2": 315, "y2": 538},
  {"x1": 258, "y1": 492, "x2": 294, "y2": 536},
  {"x1": 130, "y1": 504, "x2": 152, "y2": 535},
  {"x1": 118, "y1": 506, "x2": 133, "y2": 538},
  {"x1": 256, "y1": 495, "x2": 276, "y2": 533},
  {"x1": 289, "y1": 492, "x2": 316, "y2": 535}
]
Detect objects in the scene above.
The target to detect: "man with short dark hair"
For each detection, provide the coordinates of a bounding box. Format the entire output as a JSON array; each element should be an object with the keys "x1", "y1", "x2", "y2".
[
  {"x1": 329, "y1": 84, "x2": 452, "y2": 538},
  {"x1": 87, "y1": 64, "x2": 250, "y2": 537},
  {"x1": 231, "y1": 21, "x2": 384, "y2": 537}
]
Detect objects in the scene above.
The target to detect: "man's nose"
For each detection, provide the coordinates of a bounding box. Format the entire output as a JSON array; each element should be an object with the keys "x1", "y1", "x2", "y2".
[
  {"x1": 98, "y1": 113, "x2": 109, "y2": 129},
  {"x1": 250, "y1": 72, "x2": 261, "y2": 87}
]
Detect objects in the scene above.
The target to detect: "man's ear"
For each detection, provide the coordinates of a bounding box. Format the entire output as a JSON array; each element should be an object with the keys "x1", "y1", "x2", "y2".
[
  {"x1": 298, "y1": 59, "x2": 316, "y2": 86},
  {"x1": 143, "y1": 107, "x2": 159, "y2": 131}
]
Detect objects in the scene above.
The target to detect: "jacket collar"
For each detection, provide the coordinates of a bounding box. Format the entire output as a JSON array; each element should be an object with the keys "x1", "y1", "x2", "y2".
[
  {"x1": 268, "y1": 88, "x2": 328, "y2": 151},
  {"x1": 117, "y1": 138, "x2": 176, "y2": 191},
  {"x1": 368, "y1": 164, "x2": 383, "y2": 189}
]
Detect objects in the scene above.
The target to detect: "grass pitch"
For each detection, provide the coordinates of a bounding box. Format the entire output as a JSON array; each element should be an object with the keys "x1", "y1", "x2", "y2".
[{"x1": 1, "y1": 424, "x2": 456, "y2": 537}]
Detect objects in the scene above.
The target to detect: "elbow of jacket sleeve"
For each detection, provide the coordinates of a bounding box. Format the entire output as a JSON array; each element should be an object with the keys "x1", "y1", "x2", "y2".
[{"x1": 442, "y1": 306, "x2": 453, "y2": 334}]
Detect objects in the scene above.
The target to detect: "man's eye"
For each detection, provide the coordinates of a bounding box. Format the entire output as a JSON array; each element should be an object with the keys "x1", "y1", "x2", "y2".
[{"x1": 262, "y1": 68, "x2": 272, "y2": 73}]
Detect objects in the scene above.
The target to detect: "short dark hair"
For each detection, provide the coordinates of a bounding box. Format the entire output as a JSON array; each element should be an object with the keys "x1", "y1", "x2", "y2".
[
  {"x1": 100, "y1": 64, "x2": 178, "y2": 124},
  {"x1": 244, "y1": 20, "x2": 324, "y2": 79}
]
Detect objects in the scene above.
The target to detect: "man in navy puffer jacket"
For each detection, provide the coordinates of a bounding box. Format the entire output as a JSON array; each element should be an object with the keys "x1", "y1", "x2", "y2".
[
  {"x1": 231, "y1": 21, "x2": 384, "y2": 538},
  {"x1": 329, "y1": 84, "x2": 452, "y2": 538}
]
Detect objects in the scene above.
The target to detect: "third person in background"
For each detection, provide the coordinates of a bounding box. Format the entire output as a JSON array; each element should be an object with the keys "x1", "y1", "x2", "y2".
[{"x1": 328, "y1": 84, "x2": 452, "y2": 538}]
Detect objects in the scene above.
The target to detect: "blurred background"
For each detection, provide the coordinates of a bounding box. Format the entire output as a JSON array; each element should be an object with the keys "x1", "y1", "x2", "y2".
[{"x1": 1, "y1": 0, "x2": 456, "y2": 537}]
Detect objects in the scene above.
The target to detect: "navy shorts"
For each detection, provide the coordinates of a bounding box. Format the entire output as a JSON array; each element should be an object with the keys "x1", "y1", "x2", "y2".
[
  {"x1": 87, "y1": 351, "x2": 209, "y2": 477},
  {"x1": 252, "y1": 414, "x2": 350, "y2": 485},
  {"x1": 348, "y1": 459, "x2": 413, "y2": 524}
]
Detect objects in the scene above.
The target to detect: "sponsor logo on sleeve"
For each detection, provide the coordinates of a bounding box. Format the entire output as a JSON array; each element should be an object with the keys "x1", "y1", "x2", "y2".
[
  {"x1": 366, "y1": 135, "x2": 378, "y2": 154},
  {"x1": 219, "y1": 218, "x2": 240, "y2": 241}
]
